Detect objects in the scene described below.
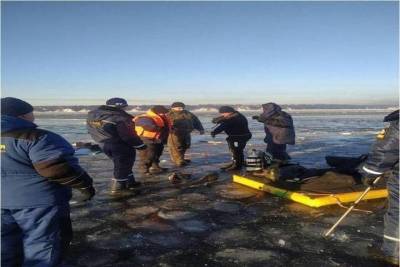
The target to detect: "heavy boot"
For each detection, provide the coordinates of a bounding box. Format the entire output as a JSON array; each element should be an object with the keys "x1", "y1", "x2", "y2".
[
  {"x1": 110, "y1": 179, "x2": 128, "y2": 195},
  {"x1": 149, "y1": 163, "x2": 168, "y2": 174},
  {"x1": 220, "y1": 161, "x2": 234, "y2": 170},
  {"x1": 127, "y1": 178, "x2": 142, "y2": 189},
  {"x1": 225, "y1": 163, "x2": 242, "y2": 172}
]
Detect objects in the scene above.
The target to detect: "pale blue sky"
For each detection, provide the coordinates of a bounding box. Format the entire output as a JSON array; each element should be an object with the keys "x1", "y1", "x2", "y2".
[{"x1": 1, "y1": 1, "x2": 399, "y2": 105}]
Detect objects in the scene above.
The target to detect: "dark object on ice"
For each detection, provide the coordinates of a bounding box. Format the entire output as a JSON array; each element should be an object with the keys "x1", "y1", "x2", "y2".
[
  {"x1": 168, "y1": 172, "x2": 192, "y2": 184},
  {"x1": 325, "y1": 154, "x2": 368, "y2": 184},
  {"x1": 326, "y1": 154, "x2": 367, "y2": 173}
]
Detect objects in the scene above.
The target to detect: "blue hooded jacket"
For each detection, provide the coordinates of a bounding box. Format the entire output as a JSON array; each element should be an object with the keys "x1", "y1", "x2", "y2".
[{"x1": 1, "y1": 115, "x2": 93, "y2": 208}]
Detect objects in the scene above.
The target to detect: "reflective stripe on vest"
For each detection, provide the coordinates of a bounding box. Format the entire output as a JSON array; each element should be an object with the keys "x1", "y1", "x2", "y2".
[{"x1": 134, "y1": 111, "x2": 165, "y2": 140}]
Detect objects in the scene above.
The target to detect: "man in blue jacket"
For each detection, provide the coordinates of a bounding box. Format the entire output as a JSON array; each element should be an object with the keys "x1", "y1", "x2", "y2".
[
  {"x1": 87, "y1": 98, "x2": 146, "y2": 194},
  {"x1": 360, "y1": 110, "x2": 399, "y2": 266},
  {"x1": 1, "y1": 97, "x2": 95, "y2": 267}
]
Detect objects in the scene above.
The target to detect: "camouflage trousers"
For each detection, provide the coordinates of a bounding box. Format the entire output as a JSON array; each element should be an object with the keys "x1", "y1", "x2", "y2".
[{"x1": 167, "y1": 133, "x2": 191, "y2": 166}]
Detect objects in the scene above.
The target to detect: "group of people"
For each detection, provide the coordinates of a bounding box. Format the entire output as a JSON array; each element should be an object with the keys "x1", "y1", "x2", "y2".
[
  {"x1": 86, "y1": 98, "x2": 296, "y2": 194},
  {"x1": 1, "y1": 96, "x2": 398, "y2": 266}
]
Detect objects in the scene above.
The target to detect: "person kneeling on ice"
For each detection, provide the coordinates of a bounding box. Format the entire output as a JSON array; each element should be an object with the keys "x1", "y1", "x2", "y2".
[
  {"x1": 87, "y1": 98, "x2": 146, "y2": 194},
  {"x1": 359, "y1": 109, "x2": 399, "y2": 266},
  {"x1": 134, "y1": 105, "x2": 170, "y2": 176},
  {"x1": 211, "y1": 106, "x2": 252, "y2": 171},
  {"x1": 167, "y1": 102, "x2": 205, "y2": 167},
  {"x1": 252, "y1": 103, "x2": 295, "y2": 163},
  {"x1": 1, "y1": 97, "x2": 95, "y2": 267}
]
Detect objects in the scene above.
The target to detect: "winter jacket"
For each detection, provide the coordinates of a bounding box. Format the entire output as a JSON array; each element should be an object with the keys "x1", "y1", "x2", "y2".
[
  {"x1": 360, "y1": 110, "x2": 399, "y2": 179},
  {"x1": 1, "y1": 115, "x2": 93, "y2": 208},
  {"x1": 167, "y1": 110, "x2": 204, "y2": 134},
  {"x1": 256, "y1": 103, "x2": 295, "y2": 145},
  {"x1": 87, "y1": 106, "x2": 145, "y2": 148},
  {"x1": 211, "y1": 112, "x2": 252, "y2": 142}
]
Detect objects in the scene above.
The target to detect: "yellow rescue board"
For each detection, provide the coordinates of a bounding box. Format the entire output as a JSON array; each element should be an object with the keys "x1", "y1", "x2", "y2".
[{"x1": 233, "y1": 175, "x2": 388, "y2": 208}]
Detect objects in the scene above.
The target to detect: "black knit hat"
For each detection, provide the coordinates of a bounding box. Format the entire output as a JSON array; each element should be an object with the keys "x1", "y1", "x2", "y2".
[
  {"x1": 106, "y1": 97, "x2": 128, "y2": 107},
  {"x1": 1, "y1": 97, "x2": 34, "y2": 117},
  {"x1": 151, "y1": 105, "x2": 169, "y2": 114},
  {"x1": 218, "y1": 106, "x2": 235, "y2": 113},
  {"x1": 171, "y1": 102, "x2": 185, "y2": 108}
]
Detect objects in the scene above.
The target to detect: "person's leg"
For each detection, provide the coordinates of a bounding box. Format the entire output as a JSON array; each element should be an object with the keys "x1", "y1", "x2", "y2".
[
  {"x1": 1, "y1": 209, "x2": 23, "y2": 267},
  {"x1": 137, "y1": 144, "x2": 152, "y2": 175},
  {"x1": 15, "y1": 206, "x2": 62, "y2": 267},
  {"x1": 58, "y1": 205, "x2": 72, "y2": 262},
  {"x1": 226, "y1": 140, "x2": 243, "y2": 171},
  {"x1": 182, "y1": 133, "x2": 191, "y2": 162},
  {"x1": 168, "y1": 134, "x2": 186, "y2": 166},
  {"x1": 110, "y1": 143, "x2": 138, "y2": 192},
  {"x1": 382, "y1": 173, "x2": 399, "y2": 264},
  {"x1": 150, "y1": 144, "x2": 168, "y2": 172}
]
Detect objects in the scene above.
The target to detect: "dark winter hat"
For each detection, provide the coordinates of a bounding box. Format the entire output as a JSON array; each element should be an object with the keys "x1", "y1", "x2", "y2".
[
  {"x1": 218, "y1": 106, "x2": 235, "y2": 113},
  {"x1": 151, "y1": 105, "x2": 169, "y2": 114},
  {"x1": 171, "y1": 102, "x2": 185, "y2": 108},
  {"x1": 106, "y1": 98, "x2": 128, "y2": 107},
  {"x1": 1, "y1": 97, "x2": 34, "y2": 117}
]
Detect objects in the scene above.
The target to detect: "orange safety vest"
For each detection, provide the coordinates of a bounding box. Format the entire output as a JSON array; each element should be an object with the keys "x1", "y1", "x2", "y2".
[{"x1": 133, "y1": 110, "x2": 167, "y2": 141}]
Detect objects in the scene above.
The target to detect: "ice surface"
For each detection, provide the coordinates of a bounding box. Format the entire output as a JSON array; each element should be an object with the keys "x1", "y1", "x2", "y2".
[{"x1": 40, "y1": 111, "x2": 392, "y2": 266}]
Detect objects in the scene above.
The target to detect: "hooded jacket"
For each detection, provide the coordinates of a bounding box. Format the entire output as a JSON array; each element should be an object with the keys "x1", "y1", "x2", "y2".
[
  {"x1": 360, "y1": 110, "x2": 399, "y2": 179},
  {"x1": 256, "y1": 103, "x2": 295, "y2": 145},
  {"x1": 87, "y1": 106, "x2": 145, "y2": 148},
  {"x1": 1, "y1": 115, "x2": 93, "y2": 208}
]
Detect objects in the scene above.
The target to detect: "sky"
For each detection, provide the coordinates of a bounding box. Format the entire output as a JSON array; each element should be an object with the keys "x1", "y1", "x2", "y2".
[{"x1": 1, "y1": 1, "x2": 399, "y2": 106}]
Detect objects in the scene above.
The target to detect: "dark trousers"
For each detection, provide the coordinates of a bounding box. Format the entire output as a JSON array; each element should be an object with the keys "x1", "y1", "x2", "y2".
[
  {"x1": 264, "y1": 135, "x2": 289, "y2": 161},
  {"x1": 138, "y1": 143, "x2": 164, "y2": 170},
  {"x1": 1, "y1": 205, "x2": 72, "y2": 267},
  {"x1": 168, "y1": 133, "x2": 191, "y2": 165},
  {"x1": 227, "y1": 139, "x2": 248, "y2": 168},
  {"x1": 102, "y1": 142, "x2": 136, "y2": 182},
  {"x1": 383, "y1": 173, "x2": 399, "y2": 260}
]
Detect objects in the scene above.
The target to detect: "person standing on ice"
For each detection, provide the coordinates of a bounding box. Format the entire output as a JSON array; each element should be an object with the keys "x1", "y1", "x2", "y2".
[
  {"x1": 211, "y1": 106, "x2": 252, "y2": 171},
  {"x1": 166, "y1": 102, "x2": 205, "y2": 167},
  {"x1": 1, "y1": 97, "x2": 95, "y2": 266},
  {"x1": 360, "y1": 109, "x2": 399, "y2": 266},
  {"x1": 252, "y1": 103, "x2": 295, "y2": 163},
  {"x1": 87, "y1": 98, "x2": 146, "y2": 194},
  {"x1": 134, "y1": 105, "x2": 170, "y2": 176}
]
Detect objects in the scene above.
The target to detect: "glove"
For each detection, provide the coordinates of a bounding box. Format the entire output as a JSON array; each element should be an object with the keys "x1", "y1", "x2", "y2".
[
  {"x1": 211, "y1": 132, "x2": 216, "y2": 138},
  {"x1": 362, "y1": 175, "x2": 379, "y2": 187},
  {"x1": 79, "y1": 186, "x2": 96, "y2": 201},
  {"x1": 212, "y1": 116, "x2": 224, "y2": 124},
  {"x1": 199, "y1": 130, "x2": 205, "y2": 135},
  {"x1": 136, "y1": 144, "x2": 147, "y2": 151},
  {"x1": 252, "y1": 115, "x2": 260, "y2": 120}
]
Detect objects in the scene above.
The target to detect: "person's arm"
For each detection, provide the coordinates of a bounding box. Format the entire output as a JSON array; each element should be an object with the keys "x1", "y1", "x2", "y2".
[
  {"x1": 116, "y1": 119, "x2": 146, "y2": 149},
  {"x1": 29, "y1": 131, "x2": 95, "y2": 199},
  {"x1": 211, "y1": 121, "x2": 227, "y2": 137},
  {"x1": 360, "y1": 122, "x2": 399, "y2": 183},
  {"x1": 190, "y1": 112, "x2": 204, "y2": 133}
]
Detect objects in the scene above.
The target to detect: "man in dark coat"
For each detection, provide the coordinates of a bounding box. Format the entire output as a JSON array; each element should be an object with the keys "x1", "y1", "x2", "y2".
[
  {"x1": 167, "y1": 102, "x2": 204, "y2": 167},
  {"x1": 211, "y1": 106, "x2": 252, "y2": 171},
  {"x1": 1, "y1": 97, "x2": 95, "y2": 266},
  {"x1": 253, "y1": 103, "x2": 295, "y2": 162},
  {"x1": 87, "y1": 98, "x2": 146, "y2": 194},
  {"x1": 360, "y1": 110, "x2": 399, "y2": 266}
]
